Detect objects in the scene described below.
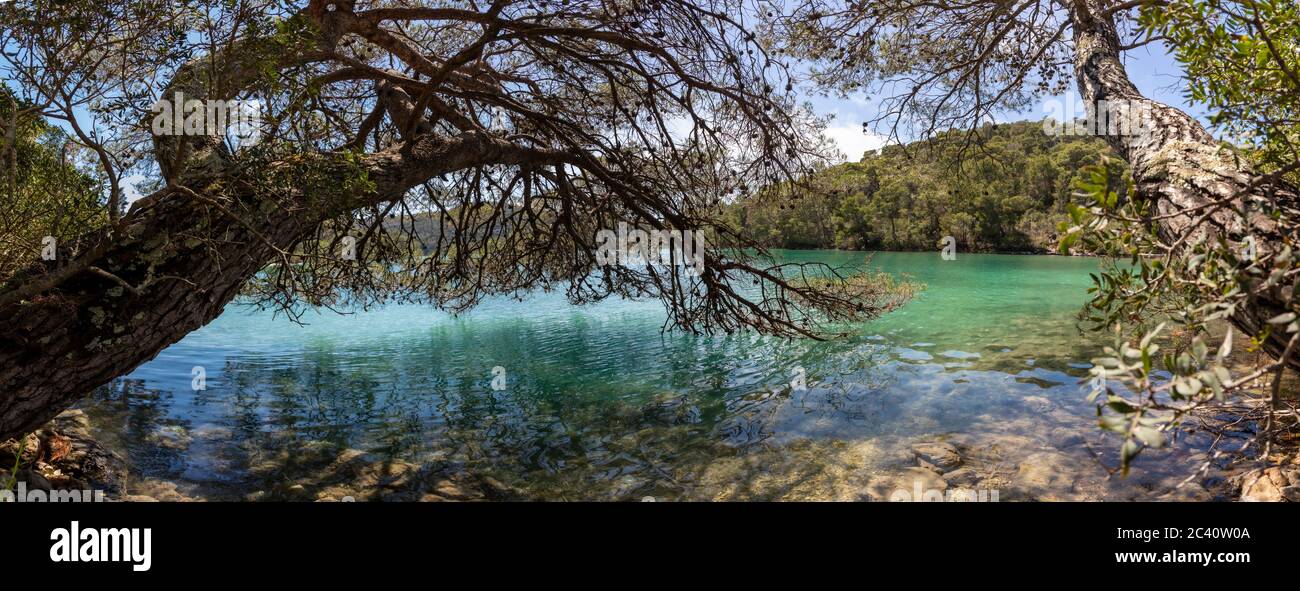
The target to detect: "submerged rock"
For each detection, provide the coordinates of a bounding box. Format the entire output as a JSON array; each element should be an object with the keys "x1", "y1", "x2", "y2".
[
  {"x1": 1020, "y1": 396, "x2": 1054, "y2": 413},
  {"x1": 1156, "y1": 483, "x2": 1214, "y2": 502},
  {"x1": 247, "y1": 445, "x2": 525, "y2": 502},
  {"x1": 1240, "y1": 468, "x2": 1291, "y2": 502},
  {"x1": 1015, "y1": 451, "x2": 1076, "y2": 500},
  {"x1": 911, "y1": 441, "x2": 962, "y2": 473},
  {"x1": 697, "y1": 439, "x2": 873, "y2": 501},
  {"x1": 128, "y1": 479, "x2": 199, "y2": 502},
  {"x1": 942, "y1": 467, "x2": 981, "y2": 488},
  {"x1": 1047, "y1": 427, "x2": 1086, "y2": 449},
  {"x1": 145, "y1": 425, "x2": 192, "y2": 451},
  {"x1": 0, "y1": 409, "x2": 127, "y2": 499}
]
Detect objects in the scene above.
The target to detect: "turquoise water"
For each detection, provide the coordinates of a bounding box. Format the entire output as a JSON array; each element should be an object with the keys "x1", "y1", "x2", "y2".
[{"x1": 81, "y1": 251, "x2": 1219, "y2": 500}]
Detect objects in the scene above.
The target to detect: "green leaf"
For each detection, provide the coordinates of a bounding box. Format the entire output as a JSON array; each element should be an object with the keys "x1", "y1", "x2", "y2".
[{"x1": 1133, "y1": 426, "x2": 1165, "y2": 447}]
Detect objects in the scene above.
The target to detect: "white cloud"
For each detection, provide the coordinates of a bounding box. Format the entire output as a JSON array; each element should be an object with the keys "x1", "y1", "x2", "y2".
[{"x1": 823, "y1": 125, "x2": 890, "y2": 163}]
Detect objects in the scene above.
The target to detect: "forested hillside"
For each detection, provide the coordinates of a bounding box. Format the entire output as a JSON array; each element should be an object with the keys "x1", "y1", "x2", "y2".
[{"x1": 724, "y1": 121, "x2": 1127, "y2": 253}]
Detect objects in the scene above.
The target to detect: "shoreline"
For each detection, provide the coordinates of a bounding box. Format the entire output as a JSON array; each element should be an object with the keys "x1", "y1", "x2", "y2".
[{"x1": 5, "y1": 402, "x2": 1293, "y2": 502}]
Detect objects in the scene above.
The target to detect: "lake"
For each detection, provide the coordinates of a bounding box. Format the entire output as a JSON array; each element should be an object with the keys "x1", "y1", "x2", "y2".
[{"x1": 79, "y1": 250, "x2": 1227, "y2": 501}]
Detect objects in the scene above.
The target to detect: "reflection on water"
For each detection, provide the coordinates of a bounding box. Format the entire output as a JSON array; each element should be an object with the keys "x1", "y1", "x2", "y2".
[{"x1": 79, "y1": 251, "x2": 1230, "y2": 500}]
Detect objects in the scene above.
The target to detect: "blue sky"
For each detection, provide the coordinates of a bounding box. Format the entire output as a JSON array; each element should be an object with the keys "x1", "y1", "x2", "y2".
[{"x1": 812, "y1": 41, "x2": 1205, "y2": 162}]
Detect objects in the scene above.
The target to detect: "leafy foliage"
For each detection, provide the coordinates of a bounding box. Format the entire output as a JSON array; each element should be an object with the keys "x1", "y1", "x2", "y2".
[
  {"x1": 0, "y1": 90, "x2": 106, "y2": 285},
  {"x1": 1061, "y1": 0, "x2": 1300, "y2": 474},
  {"x1": 1143, "y1": 0, "x2": 1300, "y2": 178}
]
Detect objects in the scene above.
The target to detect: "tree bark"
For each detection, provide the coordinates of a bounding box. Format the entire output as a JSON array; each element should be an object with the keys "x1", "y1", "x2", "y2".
[
  {"x1": 0, "y1": 189, "x2": 305, "y2": 439},
  {"x1": 1070, "y1": 0, "x2": 1299, "y2": 367}
]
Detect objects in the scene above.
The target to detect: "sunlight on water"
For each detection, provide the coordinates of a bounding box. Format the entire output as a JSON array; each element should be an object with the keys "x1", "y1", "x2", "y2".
[{"x1": 81, "y1": 251, "x2": 1227, "y2": 501}]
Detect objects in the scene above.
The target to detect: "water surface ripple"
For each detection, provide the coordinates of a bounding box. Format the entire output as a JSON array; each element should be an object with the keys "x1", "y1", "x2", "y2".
[{"x1": 82, "y1": 251, "x2": 1224, "y2": 501}]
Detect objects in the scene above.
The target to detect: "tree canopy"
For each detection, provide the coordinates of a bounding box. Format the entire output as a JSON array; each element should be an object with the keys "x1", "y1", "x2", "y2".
[{"x1": 0, "y1": 88, "x2": 105, "y2": 284}]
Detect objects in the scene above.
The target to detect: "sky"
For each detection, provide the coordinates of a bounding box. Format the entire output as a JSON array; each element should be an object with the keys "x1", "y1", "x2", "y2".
[{"x1": 813, "y1": 41, "x2": 1205, "y2": 163}]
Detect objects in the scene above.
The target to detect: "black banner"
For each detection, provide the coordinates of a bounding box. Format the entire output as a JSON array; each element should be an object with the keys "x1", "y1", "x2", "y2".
[{"x1": 3, "y1": 502, "x2": 1281, "y2": 581}]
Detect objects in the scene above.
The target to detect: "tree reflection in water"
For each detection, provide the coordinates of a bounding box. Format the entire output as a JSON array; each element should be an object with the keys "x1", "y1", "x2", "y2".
[{"x1": 74, "y1": 253, "x2": 1245, "y2": 501}]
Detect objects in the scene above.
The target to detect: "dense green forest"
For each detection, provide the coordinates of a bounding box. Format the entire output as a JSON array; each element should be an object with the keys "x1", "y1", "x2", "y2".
[{"x1": 724, "y1": 121, "x2": 1128, "y2": 253}]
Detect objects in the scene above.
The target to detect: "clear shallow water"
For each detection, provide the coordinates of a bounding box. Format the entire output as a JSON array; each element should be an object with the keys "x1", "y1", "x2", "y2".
[{"x1": 81, "y1": 251, "x2": 1224, "y2": 501}]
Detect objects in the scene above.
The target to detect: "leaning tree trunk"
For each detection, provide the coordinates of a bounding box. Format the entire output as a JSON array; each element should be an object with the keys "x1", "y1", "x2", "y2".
[
  {"x1": 0, "y1": 15, "x2": 567, "y2": 440},
  {"x1": 0, "y1": 124, "x2": 558, "y2": 442},
  {"x1": 0, "y1": 188, "x2": 315, "y2": 439},
  {"x1": 1071, "y1": 0, "x2": 1299, "y2": 367}
]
